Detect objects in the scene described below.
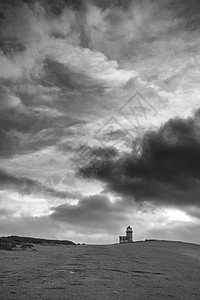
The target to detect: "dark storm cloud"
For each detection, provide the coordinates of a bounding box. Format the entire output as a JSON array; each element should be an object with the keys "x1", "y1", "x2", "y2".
[
  {"x1": 0, "y1": 169, "x2": 68, "y2": 199},
  {"x1": 88, "y1": 0, "x2": 133, "y2": 10},
  {"x1": 78, "y1": 110, "x2": 200, "y2": 208},
  {"x1": 83, "y1": 0, "x2": 180, "y2": 59},
  {"x1": 0, "y1": 0, "x2": 85, "y2": 152},
  {"x1": 0, "y1": 0, "x2": 109, "y2": 158},
  {"x1": 0, "y1": 130, "x2": 20, "y2": 158},
  {"x1": 185, "y1": 206, "x2": 200, "y2": 219},
  {"x1": 0, "y1": 104, "x2": 84, "y2": 157},
  {"x1": 42, "y1": 59, "x2": 106, "y2": 92},
  {"x1": 51, "y1": 194, "x2": 128, "y2": 232}
]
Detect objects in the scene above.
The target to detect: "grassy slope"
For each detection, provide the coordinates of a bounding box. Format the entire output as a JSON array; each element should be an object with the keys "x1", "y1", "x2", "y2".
[
  {"x1": 0, "y1": 235, "x2": 75, "y2": 246},
  {"x1": 0, "y1": 240, "x2": 200, "y2": 300}
]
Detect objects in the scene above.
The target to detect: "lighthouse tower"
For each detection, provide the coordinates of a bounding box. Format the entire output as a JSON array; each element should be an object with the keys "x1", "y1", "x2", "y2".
[{"x1": 126, "y1": 226, "x2": 133, "y2": 243}]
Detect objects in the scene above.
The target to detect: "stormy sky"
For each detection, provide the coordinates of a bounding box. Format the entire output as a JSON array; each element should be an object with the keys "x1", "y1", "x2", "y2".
[{"x1": 1, "y1": 0, "x2": 200, "y2": 244}]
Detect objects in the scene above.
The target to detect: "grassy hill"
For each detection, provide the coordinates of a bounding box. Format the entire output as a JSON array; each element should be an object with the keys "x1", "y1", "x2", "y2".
[
  {"x1": 0, "y1": 235, "x2": 75, "y2": 250},
  {"x1": 0, "y1": 240, "x2": 200, "y2": 299}
]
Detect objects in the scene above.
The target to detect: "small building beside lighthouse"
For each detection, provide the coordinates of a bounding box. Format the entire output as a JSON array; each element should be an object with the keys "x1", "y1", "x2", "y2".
[{"x1": 119, "y1": 226, "x2": 133, "y2": 244}]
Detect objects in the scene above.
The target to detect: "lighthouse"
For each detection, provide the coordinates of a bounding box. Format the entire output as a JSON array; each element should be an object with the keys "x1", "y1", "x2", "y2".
[
  {"x1": 126, "y1": 226, "x2": 133, "y2": 243},
  {"x1": 119, "y1": 226, "x2": 133, "y2": 243}
]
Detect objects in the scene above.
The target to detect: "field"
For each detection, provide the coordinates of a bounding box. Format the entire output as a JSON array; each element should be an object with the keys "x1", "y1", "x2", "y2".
[{"x1": 0, "y1": 241, "x2": 200, "y2": 300}]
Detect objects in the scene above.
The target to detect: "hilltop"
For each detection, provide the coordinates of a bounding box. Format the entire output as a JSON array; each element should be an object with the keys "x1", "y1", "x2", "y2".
[
  {"x1": 0, "y1": 235, "x2": 75, "y2": 251},
  {"x1": 1, "y1": 240, "x2": 200, "y2": 299}
]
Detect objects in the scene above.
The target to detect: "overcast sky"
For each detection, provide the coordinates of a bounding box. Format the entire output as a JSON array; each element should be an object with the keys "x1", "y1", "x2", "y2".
[{"x1": 1, "y1": 0, "x2": 200, "y2": 244}]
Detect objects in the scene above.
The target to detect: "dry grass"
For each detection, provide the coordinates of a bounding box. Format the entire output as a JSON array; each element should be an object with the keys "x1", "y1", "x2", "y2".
[{"x1": 0, "y1": 240, "x2": 200, "y2": 299}]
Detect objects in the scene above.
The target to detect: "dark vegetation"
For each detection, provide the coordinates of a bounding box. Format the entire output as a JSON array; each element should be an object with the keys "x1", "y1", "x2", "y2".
[{"x1": 0, "y1": 236, "x2": 75, "y2": 251}]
